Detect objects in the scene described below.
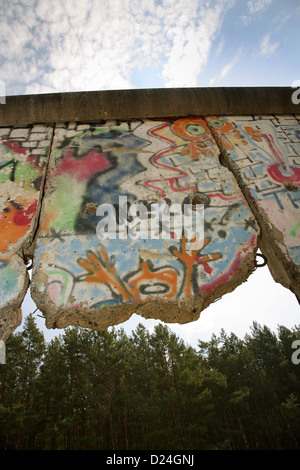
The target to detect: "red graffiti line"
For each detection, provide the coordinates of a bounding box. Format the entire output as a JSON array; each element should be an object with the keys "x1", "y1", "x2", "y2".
[
  {"x1": 149, "y1": 123, "x2": 178, "y2": 147},
  {"x1": 207, "y1": 192, "x2": 242, "y2": 202},
  {"x1": 143, "y1": 123, "x2": 197, "y2": 198},
  {"x1": 200, "y1": 234, "x2": 257, "y2": 294},
  {"x1": 200, "y1": 253, "x2": 241, "y2": 294}
]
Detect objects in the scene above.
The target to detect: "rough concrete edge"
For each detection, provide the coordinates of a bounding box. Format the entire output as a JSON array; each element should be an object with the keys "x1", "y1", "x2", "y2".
[
  {"x1": 205, "y1": 118, "x2": 300, "y2": 301},
  {"x1": 0, "y1": 267, "x2": 30, "y2": 341},
  {"x1": 1, "y1": 87, "x2": 299, "y2": 127},
  {"x1": 30, "y1": 288, "x2": 204, "y2": 332},
  {"x1": 30, "y1": 241, "x2": 257, "y2": 333},
  {"x1": 243, "y1": 191, "x2": 300, "y2": 300},
  {"x1": 0, "y1": 125, "x2": 55, "y2": 341}
]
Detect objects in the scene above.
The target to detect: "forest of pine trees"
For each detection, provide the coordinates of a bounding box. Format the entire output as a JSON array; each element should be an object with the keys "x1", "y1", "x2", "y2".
[{"x1": 0, "y1": 313, "x2": 299, "y2": 450}]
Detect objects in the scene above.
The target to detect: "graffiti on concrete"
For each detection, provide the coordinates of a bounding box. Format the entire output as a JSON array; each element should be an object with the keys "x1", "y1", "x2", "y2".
[
  {"x1": 0, "y1": 125, "x2": 53, "y2": 339},
  {"x1": 0, "y1": 102, "x2": 298, "y2": 339},
  {"x1": 206, "y1": 114, "x2": 300, "y2": 296},
  {"x1": 31, "y1": 119, "x2": 258, "y2": 329}
]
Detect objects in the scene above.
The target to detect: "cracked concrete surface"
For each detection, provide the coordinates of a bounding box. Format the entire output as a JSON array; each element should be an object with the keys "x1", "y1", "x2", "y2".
[
  {"x1": 206, "y1": 115, "x2": 300, "y2": 300},
  {"x1": 1, "y1": 110, "x2": 299, "y2": 341},
  {"x1": 30, "y1": 118, "x2": 259, "y2": 332},
  {"x1": 0, "y1": 125, "x2": 53, "y2": 340}
]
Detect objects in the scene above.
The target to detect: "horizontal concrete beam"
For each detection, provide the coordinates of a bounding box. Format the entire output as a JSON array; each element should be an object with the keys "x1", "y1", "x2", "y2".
[{"x1": 0, "y1": 87, "x2": 299, "y2": 126}]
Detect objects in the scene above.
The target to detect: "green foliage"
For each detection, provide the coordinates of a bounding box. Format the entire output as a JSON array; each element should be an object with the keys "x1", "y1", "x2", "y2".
[{"x1": 0, "y1": 317, "x2": 299, "y2": 450}]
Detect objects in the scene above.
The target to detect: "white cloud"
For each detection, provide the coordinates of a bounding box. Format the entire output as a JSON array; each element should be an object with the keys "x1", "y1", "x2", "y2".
[
  {"x1": 209, "y1": 48, "x2": 241, "y2": 85},
  {"x1": 247, "y1": 0, "x2": 272, "y2": 14},
  {"x1": 162, "y1": 2, "x2": 230, "y2": 88},
  {"x1": 215, "y1": 37, "x2": 225, "y2": 58},
  {"x1": 241, "y1": 0, "x2": 272, "y2": 25},
  {"x1": 0, "y1": 0, "x2": 234, "y2": 94},
  {"x1": 259, "y1": 33, "x2": 279, "y2": 57},
  {"x1": 240, "y1": 15, "x2": 253, "y2": 26}
]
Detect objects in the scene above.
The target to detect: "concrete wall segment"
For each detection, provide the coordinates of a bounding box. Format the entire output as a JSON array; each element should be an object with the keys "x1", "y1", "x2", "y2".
[
  {"x1": 30, "y1": 118, "x2": 259, "y2": 331},
  {"x1": 0, "y1": 124, "x2": 53, "y2": 339},
  {"x1": 206, "y1": 115, "x2": 300, "y2": 299}
]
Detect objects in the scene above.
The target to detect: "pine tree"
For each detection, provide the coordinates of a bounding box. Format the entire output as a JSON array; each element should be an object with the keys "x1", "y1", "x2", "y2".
[{"x1": 1, "y1": 317, "x2": 299, "y2": 450}]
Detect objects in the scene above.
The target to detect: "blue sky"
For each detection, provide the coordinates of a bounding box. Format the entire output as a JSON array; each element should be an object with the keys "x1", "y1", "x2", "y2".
[
  {"x1": 1, "y1": 0, "x2": 300, "y2": 95},
  {"x1": 1, "y1": 0, "x2": 299, "y2": 345}
]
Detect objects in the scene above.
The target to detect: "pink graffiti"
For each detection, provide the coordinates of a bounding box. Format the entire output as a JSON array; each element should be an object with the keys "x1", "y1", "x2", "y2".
[
  {"x1": 267, "y1": 164, "x2": 300, "y2": 184},
  {"x1": 262, "y1": 132, "x2": 300, "y2": 184},
  {"x1": 207, "y1": 192, "x2": 242, "y2": 201},
  {"x1": 56, "y1": 148, "x2": 112, "y2": 181},
  {"x1": 13, "y1": 201, "x2": 38, "y2": 226},
  {"x1": 1, "y1": 138, "x2": 27, "y2": 155}
]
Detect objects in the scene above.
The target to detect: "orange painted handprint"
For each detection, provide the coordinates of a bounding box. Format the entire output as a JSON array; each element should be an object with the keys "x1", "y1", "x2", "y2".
[{"x1": 78, "y1": 248, "x2": 133, "y2": 302}]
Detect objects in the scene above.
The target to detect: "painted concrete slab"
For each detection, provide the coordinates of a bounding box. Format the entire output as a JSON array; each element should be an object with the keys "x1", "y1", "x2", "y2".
[
  {"x1": 0, "y1": 125, "x2": 53, "y2": 340},
  {"x1": 31, "y1": 118, "x2": 259, "y2": 331},
  {"x1": 206, "y1": 115, "x2": 300, "y2": 299}
]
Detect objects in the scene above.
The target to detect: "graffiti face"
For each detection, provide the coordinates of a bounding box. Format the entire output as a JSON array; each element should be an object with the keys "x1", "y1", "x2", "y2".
[{"x1": 171, "y1": 117, "x2": 213, "y2": 158}]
